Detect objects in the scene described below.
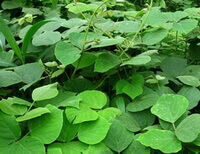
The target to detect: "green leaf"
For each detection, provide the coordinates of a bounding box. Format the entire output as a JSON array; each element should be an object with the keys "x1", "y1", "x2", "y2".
[
  {"x1": 94, "y1": 52, "x2": 121, "y2": 73},
  {"x1": 9, "y1": 136, "x2": 45, "y2": 154},
  {"x1": 121, "y1": 56, "x2": 151, "y2": 66},
  {"x1": 0, "y1": 111, "x2": 21, "y2": 146},
  {"x1": 65, "y1": 104, "x2": 99, "y2": 124},
  {"x1": 87, "y1": 143, "x2": 113, "y2": 154},
  {"x1": 144, "y1": 9, "x2": 168, "y2": 26},
  {"x1": 28, "y1": 104, "x2": 63, "y2": 144},
  {"x1": 16, "y1": 107, "x2": 51, "y2": 122},
  {"x1": 178, "y1": 86, "x2": 200, "y2": 109},
  {"x1": 164, "y1": 11, "x2": 188, "y2": 22},
  {"x1": 137, "y1": 129, "x2": 182, "y2": 153},
  {"x1": 57, "y1": 114, "x2": 80, "y2": 142},
  {"x1": 160, "y1": 57, "x2": 187, "y2": 77},
  {"x1": 92, "y1": 37, "x2": 125, "y2": 48},
  {"x1": 0, "y1": 14, "x2": 23, "y2": 61},
  {"x1": 116, "y1": 80, "x2": 130, "y2": 95},
  {"x1": 32, "y1": 82, "x2": 59, "y2": 101},
  {"x1": 0, "y1": 51, "x2": 15, "y2": 67},
  {"x1": 175, "y1": 114, "x2": 200, "y2": 143},
  {"x1": 66, "y1": 2, "x2": 98, "y2": 14},
  {"x1": 98, "y1": 107, "x2": 122, "y2": 120},
  {"x1": 69, "y1": 32, "x2": 105, "y2": 49},
  {"x1": 173, "y1": 19, "x2": 198, "y2": 34},
  {"x1": 8, "y1": 97, "x2": 31, "y2": 106},
  {"x1": 123, "y1": 135, "x2": 150, "y2": 154},
  {"x1": 116, "y1": 113, "x2": 140, "y2": 132},
  {"x1": 122, "y1": 84, "x2": 143, "y2": 100},
  {"x1": 48, "y1": 148, "x2": 62, "y2": 154},
  {"x1": 177, "y1": 75, "x2": 200, "y2": 87},
  {"x1": 2, "y1": 0, "x2": 22, "y2": 9},
  {"x1": 78, "y1": 116, "x2": 110, "y2": 144},
  {"x1": 61, "y1": 18, "x2": 87, "y2": 28},
  {"x1": 128, "y1": 109, "x2": 156, "y2": 130},
  {"x1": 55, "y1": 42, "x2": 81, "y2": 66},
  {"x1": 143, "y1": 28, "x2": 168, "y2": 45},
  {"x1": 48, "y1": 141, "x2": 88, "y2": 154},
  {"x1": 32, "y1": 31, "x2": 61, "y2": 46},
  {"x1": 151, "y1": 94, "x2": 189, "y2": 123},
  {"x1": 114, "y1": 21, "x2": 140, "y2": 33},
  {"x1": 14, "y1": 63, "x2": 44, "y2": 84},
  {"x1": 127, "y1": 87, "x2": 159, "y2": 112},
  {"x1": 73, "y1": 52, "x2": 97, "y2": 69},
  {"x1": 104, "y1": 119, "x2": 133, "y2": 152},
  {"x1": 193, "y1": 134, "x2": 200, "y2": 146},
  {"x1": 0, "y1": 99, "x2": 27, "y2": 115},
  {"x1": 159, "y1": 112, "x2": 188, "y2": 131},
  {"x1": 22, "y1": 20, "x2": 51, "y2": 60},
  {"x1": 36, "y1": 91, "x2": 80, "y2": 108},
  {"x1": 77, "y1": 90, "x2": 107, "y2": 109},
  {"x1": 0, "y1": 71, "x2": 22, "y2": 88}
]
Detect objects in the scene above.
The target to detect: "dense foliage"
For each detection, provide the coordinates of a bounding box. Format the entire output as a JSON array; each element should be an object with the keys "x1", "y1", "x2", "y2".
[{"x1": 0, "y1": 0, "x2": 200, "y2": 153}]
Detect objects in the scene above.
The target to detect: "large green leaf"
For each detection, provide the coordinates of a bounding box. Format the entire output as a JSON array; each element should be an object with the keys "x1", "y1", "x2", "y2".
[
  {"x1": 32, "y1": 82, "x2": 59, "y2": 101},
  {"x1": 98, "y1": 107, "x2": 122, "y2": 120},
  {"x1": 0, "y1": 51, "x2": 15, "y2": 67},
  {"x1": 122, "y1": 84, "x2": 143, "y2": 100},
  {"x1": 173, "y1": 19, "x2": 198, "y2": 34},
  {"x1": 0, "y1": 111, "x2": 21, "y2": 146},
  {"x1": 116, "y1": 113, "x2": 140, "y2": 132},
  {"x1": 36, "y1": 91, "x2": 81, "y2": 108},
  {"x1": 121, "y1": 56, "x2": 151, "y2": 66},
  {"x1": 48, "y1": 141, "x2": 88, "y2": 154},
  {"x1": 66, "y1": 2, "x2": 98, "y2": 14},
  {"x1": 14, "y1": 63, "x2": 44, "y2": 84},
  {"x1": 16, "y1": 107, "x2": 51, "y2": 122},
  {"x1": 0, "y1": 99, "x2": 27, "y2": 115},
  {"x1": 151, "y1": 94, "x2": 189, "y2": 123},
  {"x1": 137, "y1": 129, "x2": 182, "y2": 153},
  {"x1": 9, "y1": 136, "x2": 45, "y2": 154},
  {"x1": 69, "y1": 32, "x2": 105, "y2": 49},
  {"x1": 177, "y1": 75, "x2": 200, "y2": 87},
  {"x1": 55, "y1": 42, "x2": 81, "y2": 66},
  {"x1": 87, "y1": 143, "x2": 113, "y2": 154},
  {"x1": 104, "y1": 119, "x2": 133, "y2": 152},
  {"x1": 128, "y1": 109, "x2": 156, "y2": 130},
  {"x1": 94, "y1": 52, "x2": 121, "y2": 73},
  {"x1": 28, "y1": 105, "x2": 63, "y2": 144},
  {"x1": 127, "y1": 87, "x2": 159, "y2": 112},
  {"x1": 144, "y1": 9, "x2": 168, "y2": 26},
  {"x1": 114, "y1": 21, "x2": 140, "y2": 33},
  {"x1": 143, "y1": 28, "x2": 168, "y2": 45},
  {"x1": 175, "y1": 114, "x2": 200, "y2": 143},
  {"x1": 178, "y1": 86, "x2": 200, "y2": 109},
  {"x1": 57, "y1": 114, "x2": 80, "y2": 142},
  {"x1": 77, "y1": 90, "x2": 107, "y2": 109},
  {"x1": 160, "y1": 57, "x2": 187, "y2": 77},
  {"x1": 2, "y1": 0, "x2": 22, "y2": 9},
  {"x1": 123, "y1": 135, "x2": 150, "y2": 154},
  {"x1": 78, "y1": 117, "x2": 110, "y2": 144},
  {"x1": 0, "y1": 71, "x2": 22, "y2": 88},
  {"x1": 73, "y1": 52, "x2": 97, "y2": 69},
  {"x1": 32, "y1": 31, "x2": 61, "y2": 46},
  {"x1": 65, "y1": 104, "x2": 99, "y2": 124}
]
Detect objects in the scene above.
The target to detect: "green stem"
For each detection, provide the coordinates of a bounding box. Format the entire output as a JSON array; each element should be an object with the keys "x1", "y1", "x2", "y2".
[
  {"x1": 120, "y1": 0, "x2": 154, "y2": 57},
  {"x1": 71, "y1": 0, "x2": 109, "y2": 79}
]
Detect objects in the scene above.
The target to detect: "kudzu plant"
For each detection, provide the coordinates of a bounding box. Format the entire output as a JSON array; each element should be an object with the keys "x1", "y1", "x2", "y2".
[{"x1": 0, "y1": 0, "x2": 200, "y2": 153}]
